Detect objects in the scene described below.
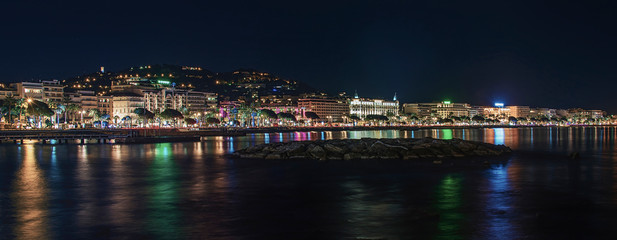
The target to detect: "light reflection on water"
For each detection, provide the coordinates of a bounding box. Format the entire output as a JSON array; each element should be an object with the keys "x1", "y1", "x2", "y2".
[
  {"x1": 147, "y1": 143, "x2": 181, "y2": 239},
  {"x1": 434, "y1": 174, "x2": 464, "y2": 240},
  {"x1": 3, "y1": 127, "x2": 617, "y2": 239},
  {"x1": 11, "y1": 144, "x2": 50, "y2": 240}
]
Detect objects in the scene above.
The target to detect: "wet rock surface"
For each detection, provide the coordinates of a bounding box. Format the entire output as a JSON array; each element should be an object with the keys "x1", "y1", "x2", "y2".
[{"x1": 232, "y1": 138, "x2": 512, "y2": 160}]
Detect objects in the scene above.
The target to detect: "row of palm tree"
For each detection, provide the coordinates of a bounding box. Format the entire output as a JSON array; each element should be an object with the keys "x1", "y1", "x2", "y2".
[
  {"x1": 131, "y1": 108, "x2": 188, "y2": 127},
  {"x1": 398, "y1": 113, "x2": 614, "y2": 125},
  {"x1": 0, "y1": 95, "x2": 115, "y2": 129},
  {"x1": 0, "y1": 96, "x2": 56, "y2": 128}
]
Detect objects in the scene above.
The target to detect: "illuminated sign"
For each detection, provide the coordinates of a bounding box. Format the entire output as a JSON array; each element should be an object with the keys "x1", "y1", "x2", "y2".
[
  {"x1": 443, "y1": 100, "x2": 451, "y2": 104},
  {"x1": 494, "y1": 103, "x2": 504, "y2": 107},
  {"x1": 157, "y1": 80, "x2": 171, "y2": 85}
]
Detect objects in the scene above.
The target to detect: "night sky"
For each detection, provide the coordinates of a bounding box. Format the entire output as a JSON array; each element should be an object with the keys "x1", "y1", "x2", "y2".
[{"x1": 1, "y1": 1, "x2": 616, "y2": 112}]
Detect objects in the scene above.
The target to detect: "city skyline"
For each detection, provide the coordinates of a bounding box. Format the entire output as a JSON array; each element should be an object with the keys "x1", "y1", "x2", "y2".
[
  {"x1": 0, "y1": 63, "x2": 612, "y2": 114},
  {"x1": 1, "y1": 1, "x2": 616, "y2": 112}
]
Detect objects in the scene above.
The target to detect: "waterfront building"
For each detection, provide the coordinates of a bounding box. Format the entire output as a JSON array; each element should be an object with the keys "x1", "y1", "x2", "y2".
[
  {"x1": 403, "y1": 101, "x2": 472, "y2": 118},
  {"x1": 589, "y1": 110, "x2": 606, "y2": 118},
  {"x1": 529, "y1": 108, "x2": 556, "y2": 118},
  {"x1": 204, "y1": 92, "x2": 218, "y2": 111},
  {"x1": 259, "y1": 94, "x2": 298, "y2": 107},
  {"x1": 186, "y1": 90, "x2": 215, "y2": 113},
  {"x1": 402, "y1": 103, "x2": 436, "y2": 117},
  {"x1": 0, "y1": 88, "x2": 16, "y2": 99},
  {"x1": 13, "y1": 82, "x2": 43, "y2": 101},
  {"x1": 143, "y1": 88, "x2": 186, "y2": 113},
  {"x1": 97, "y1": 95, "x2": 113, "y2": 116},
  {"x1": 112, "y1": 92, "x2": 144, "y2": 120},
  {"x1": 10, "y1": 80, "x2": 64, "y2": 103},
  {"x1": 433, "y1": 101, "x2": 470, "y2": 118},
  {"x1": 349, "y1": 94, "x2": 399, "y2": 119},
  {"x1": 482, "y1": 106, "x2": 510, "y2": 118},
  {"x1": 70, "y1": 90, "x2": 98, "y2": 114},
  {"x1": 468, "y1": 106, "x2": 481, "y2": 118},
  {"x1": 506, "y1": 106, "x2": 530, "y2": 118},
  {"x1": 260, "y1": 104, "x2": 299, "y2": 114},
  {"x1": 258, "y1": 94, "x2": 299, "y2": 115},
  {"x1": 41, "y1": 80, "x2": 64, "y2": 102},
  {"x1": 568, "y1": 108, "x2": 606, "y2": 119},
  {"x1": 298, "y1": 97, "x2": 349, "y2": 122},
  {"x1": 143, "y1": 88, "x2": 216, "y2": 114}
]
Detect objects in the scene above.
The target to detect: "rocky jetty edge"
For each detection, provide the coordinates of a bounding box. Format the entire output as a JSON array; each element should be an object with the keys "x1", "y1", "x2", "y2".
[{"x1": 232, "y1": 138, "x2": 512, "y2": 160}]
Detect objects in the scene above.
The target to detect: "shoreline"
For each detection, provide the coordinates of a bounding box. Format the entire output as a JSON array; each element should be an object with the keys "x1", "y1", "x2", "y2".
[{"x1": 0, "y1": 124, "x2": 613, "y2": 144}]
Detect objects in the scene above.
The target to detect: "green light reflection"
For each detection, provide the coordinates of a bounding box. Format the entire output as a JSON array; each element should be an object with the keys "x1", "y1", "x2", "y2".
[
  {"x1": 434, "y1": 174, "x2": 464, "y2": 240},
  {"x1": 147, "y1": 143, "x2": 182, "y2": 239},
  {"x1": 442, "y1": 129, "x2": 453, "y2": 140}
]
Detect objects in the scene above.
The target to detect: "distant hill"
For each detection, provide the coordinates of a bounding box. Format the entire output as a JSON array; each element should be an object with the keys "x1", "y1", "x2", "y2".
[{"x1": 62, "y1": 64, "x2": 318, "y2": 99}]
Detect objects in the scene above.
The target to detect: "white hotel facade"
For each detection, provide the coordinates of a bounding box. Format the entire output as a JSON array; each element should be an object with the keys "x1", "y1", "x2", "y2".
[{"x1": 349, "y1": 93, "x2": 399, "y2": 119}]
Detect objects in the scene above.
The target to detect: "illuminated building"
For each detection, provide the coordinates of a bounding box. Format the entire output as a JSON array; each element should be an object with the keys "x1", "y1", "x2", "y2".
[
  {"x1": 112, "y1": 92, "x2": 144, "y2": 119},
  {"x1": 349, "y1": 93, "x2": 399, "y2": 119},
  {"x1": 0, "y1": 88, "x2": 16, "y2": 99},
  {"x1": 260, "y1": 104, "x2": 299, "y2": 114},
  {"x1": 482, "y1": 106, "x2": 510, "y2": 118},
  {"x1": 11, "y1": 80, "x2": 64, "y2": 102},
  {"x1": 403, "y1": 103, "x2": 436, "y2": 117},
  {"x1": 14, "y1": 82, "x2": 43, "y2": 101},
  {"x1": 143, "y1": 88, "x2": 217, "y2": 114},
  {"x1": 97, "y1": 95, "x2": 113, "y2": 116},
  {"x1": 298, "y1": 98, "x2": 349, "y2": 122},
  {"x1": 529, "y1": 108, "x2": 556, "y2": 118},
  {"x1": 67, "y1": 90, "x2": 98, "y2": 114},
  {"x1": 204, "y1": 92, "x2": 218, "y2": 110},
  {"x1": 433, "y1": 101, "x2": 470, "y2": 118},
  {"x1": 259, "y1": 94, "x2": 298, "y2": 107},
  {"x1": 258, "y1": 94, "x2": 299, "y2": 114},
  {"x1": 567, "y1": 108, "x2": 605, "y2": 119},
  {"x1": 41, "y1": 80, "x2": 64, "y2": 102},
  {"x1": 403, "y1": 101, "x2": 472, "y2": 118},
  {"x1": 506, "y1": 106, "x2": 530, "y2": 118}
]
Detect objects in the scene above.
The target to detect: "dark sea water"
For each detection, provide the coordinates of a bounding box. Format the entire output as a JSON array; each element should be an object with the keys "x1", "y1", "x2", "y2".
[{"x1": 2, "y1": 127, "x2": 617, "y2": 239}]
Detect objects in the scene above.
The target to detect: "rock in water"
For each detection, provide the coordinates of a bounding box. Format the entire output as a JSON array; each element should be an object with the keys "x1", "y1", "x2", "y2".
[{"x1": 231, "y1": 137, "x2": 512, "y2": 160}]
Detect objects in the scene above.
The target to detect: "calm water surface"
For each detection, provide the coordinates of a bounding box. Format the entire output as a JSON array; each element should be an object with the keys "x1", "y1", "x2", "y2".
[{"x1": 2, "y1": 127, "x2": 617, "y2": 239}]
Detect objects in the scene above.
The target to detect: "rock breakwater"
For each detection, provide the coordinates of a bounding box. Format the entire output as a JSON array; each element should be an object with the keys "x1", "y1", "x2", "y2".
[{"x1": 232, "y1": 138, "x2": 512, "y2": 160}]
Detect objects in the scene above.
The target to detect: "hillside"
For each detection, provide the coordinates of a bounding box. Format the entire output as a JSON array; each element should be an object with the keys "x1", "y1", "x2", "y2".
[{"x1": 62, "y1": 64, "x2": 318, "y2": 99}]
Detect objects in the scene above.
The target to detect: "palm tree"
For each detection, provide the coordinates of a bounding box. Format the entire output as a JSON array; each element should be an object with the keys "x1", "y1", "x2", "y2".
[
  {"x1": 88, "y1": 109, "x2": 107, "y2": 129},
  {"x1": 54, "y1": 104, "x2": 65, "y2": 128},
  {"x1": 26, "y1": 100, "x2": 54, "y2": 128},
  {"x1": 16, "y1": 98, "x2": 29, "y2": 128},
  {"x1": 277, "y1": 112, "x2": 297, "y2": 125},
  {"x1": 134, "y1": 108, "x2": 155, "y2": 127},
  {"x1": 1, "y1": 95, "x2": 18, "y2": 124},
  {"x1": 159, "y1": 109, "x2": 184, "y2": 127},
  {"x1": 472, "y1": 115, "x2": 485, "y2": 124},
  {"x1": 61, "y1": 96, "x2": 72, "y2": 124},
  {"x1": 66, "y1": 103, "x2": 80, "y2": 124},
  {"x1": 122, "y1": 116, "x2": 132, "y2": 128},
  {"x1": 259, "y1": 109, "x2": 278, "y2": 126},
  {"x1": 205, "y1": 117, "x2": 220, "y2": 126}
]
